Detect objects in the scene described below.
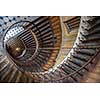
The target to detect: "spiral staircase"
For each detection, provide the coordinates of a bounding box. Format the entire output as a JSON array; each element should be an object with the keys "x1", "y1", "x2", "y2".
[{"x1": 0, "y1": 16, "x2": 100, "y2": 83}]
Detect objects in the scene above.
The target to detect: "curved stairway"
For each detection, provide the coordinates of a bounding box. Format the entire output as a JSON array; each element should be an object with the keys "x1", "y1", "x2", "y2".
[
  {"x1": 33, "y1": 16, "x2": 100, "y2": 83},
  {"x1": 0, "y1": 16, "x2": 100, "y2": 83}
]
